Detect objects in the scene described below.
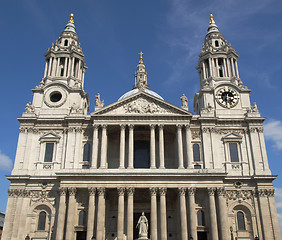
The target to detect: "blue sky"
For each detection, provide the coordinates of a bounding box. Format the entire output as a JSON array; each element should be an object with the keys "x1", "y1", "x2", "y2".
[{"x1": 1, "y1": 0, "x2": 282, "y2": 229}]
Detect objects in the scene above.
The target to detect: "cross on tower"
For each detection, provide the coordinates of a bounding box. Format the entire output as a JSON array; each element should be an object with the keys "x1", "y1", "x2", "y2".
[{"x1": 138, "y1": 51, "x2": 144, "y2": 64}]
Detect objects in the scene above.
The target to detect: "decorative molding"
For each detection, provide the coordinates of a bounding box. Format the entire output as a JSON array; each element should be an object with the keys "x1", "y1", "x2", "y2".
[
  {"x1": 159, "y1": 187, "x2": 167, "y2": 196},
  {"x1": 30, "y1": 190, "x2": 55, "y2": 205},
  {"x1": 217, "y1": 187, "x2": 226, "y2": 196},
  {"x1": 178, "y1": 187, "x2": 186, "y2": 196},
  {"x1": 123, "y1": 99, "x2": 171, "y2": 114},
  {"x1": 256, "y1": 189, "x2": 275, "y2": 197},
  {"x1": 127, "y1": 187, "x2": 135, "y2": 196},
  {"x1": 187, "y1": 187, "x2": 196, "y2": 196},
  {"x1": 68, "y1": 187, "x2": 77, "y2": 196},
  {"x1": 88, "y1": 187, "x2": 96, "y2": 196},
  {"x1": 226, "y1": 190, "x2": 253, "y2": 200},
  {"x1": 97, "y1": 187, "x2": 105, "y2": 196},
  {"x1": 150, "y1": 187, "x2": 157, "y2": 196},
  {"x1": 117, "y1": 187, "x2": 125, "y2": 196},
  {"x1": 59, "y1": 187, "x2": 67, "y2": 196},
  {"x1": 191, "y1": 130, "x2": 200, "y2": 139},
  {"x1": 207, "y1": 187, "x2": 216, "y2": 196}
]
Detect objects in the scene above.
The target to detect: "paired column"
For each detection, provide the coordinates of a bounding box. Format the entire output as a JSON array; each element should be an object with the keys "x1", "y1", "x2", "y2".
[
  {"x1": 159, "y1": 125, "x2": 165, "y2": 169},
  {"x1": 96, "y1": 187, "x2": 106, "y2": 240},
  {"x1": 56, "y1": 188, "x2": 67, "y2": 240},
  {"x1": 150, "y1": 188, "x2": 158, "y2": 240},
  {"x1": 179, "y1": 187, "x2": 188, "y2": 240},
  {"x1": 185, "y1": 125, "x2": 193, "y2": 168},
  {"x1": 100, "y1": 125, "x2": 107, "y2": 169},
  {"x1": 128, "y1": 125, "x2": 134, "y2": 168},
  {"x1": 127, "y1": 188, "x2": 135, "y2": 240},
  {"x1": 188, "y1": 188, "x2": 197, "y2": 240},
  {"x1": 91, "y1": 125, "x2": 99, "y2": 168},
  {"x1": 66, "y1": 187, "x2": 77, "y2": 240},
  {"x1": 117, "y1": 188, "x2": 125, "y2": 240},
  {"x1": 217, "y1": 188, "x2": 229, "y2": 240},
  {"x1": 160, "y1": 188, "x2": 168, "y2": 240},
  {"x1": 150, "y1": 125, "x2": 156, "y2": 168},
  {"x1": 87, "y1": 187, "x2": 96, "y2": 240},
  {"x1": 177, "y1": 125, "x2": 184, "y2": 169},
  {"x1": 119, "y1": 125, "x2": 126, "y2": 168},
  {"x1": 208, "y1": 188, "x2": 218, "y2": 240}
]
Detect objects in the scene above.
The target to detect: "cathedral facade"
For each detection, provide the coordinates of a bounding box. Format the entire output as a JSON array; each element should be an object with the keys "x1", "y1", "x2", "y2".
[{"x1": 2, "y1": 14, "x2": 281, "y2": 240}]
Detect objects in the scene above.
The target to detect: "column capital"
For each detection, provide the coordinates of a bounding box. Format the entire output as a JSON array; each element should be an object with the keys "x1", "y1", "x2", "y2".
[
  {"x1": 158, "y1": 124, "x2": 164, "y2": 129},
  {"x1": 88, "y1": 187, "x2": 96, "y2": 196},
  {"x1": 176, "y1": 124, "x2": 183, "y2": 129},
  {"x1": 120, "y1": 124, "x2": 126, "y2": 130},
  {"x1": 188, "y1": 187, "x2": 196, "y2": 196},
  {"x1": 93, "y1": 124, "x2": 99, "y2": 129},
  {"x1": 128, "y1": 124, "x2": 134, "y2": 129},
  {"x1": 150, "y1": 124, "x2": 156, "y2": 129},
  {"x1": 207, "y1": 187, "x2": 216, "y2": 196},
  {"x1": 217, "y1": 187, "x2": 226, "y2": 196},
  {"x1": 127, "y1": 187, "x2": 135, "y2": 196},
  {"x1": 184, "y1": 124, "x2": 191, "y2": 129},
  {"x1": 59, "y1": 187, "x2": 68, "y2": 196},
  {"x1": 159, "y1": 187, "x2": 167, "y2": 196},
  {"x1": 68, "y1": 187, "x2": 77, "y2": 196},
  {"x1": 178, "y1": 187, "x2": 187, "y2": 196},
  {"x1": 117, "y1": 187, "x2": 126, "y2": 196},
  {"x1": 97, "y1": 187, "x2": 106, "y2": 196},
  {"x1": 150, "y1": 187, "x2": 158, "y2": 196},
  {"x1": 102, "y1": 124, "x2": 107, "y2": 130}
]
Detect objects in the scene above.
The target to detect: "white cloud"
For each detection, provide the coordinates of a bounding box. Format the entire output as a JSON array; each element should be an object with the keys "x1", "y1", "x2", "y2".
[
  {"x1": 264, "y1": 120, "x2": 282, "y2": 150},
  {"x1": 0, "y1": 150, "x2": 13, "y2": 171},
  {"x1": 275, "y1": 188, "x2": 282, "y2": 232}
]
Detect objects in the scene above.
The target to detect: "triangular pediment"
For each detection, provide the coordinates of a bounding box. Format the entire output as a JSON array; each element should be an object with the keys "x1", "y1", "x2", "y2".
[
  {"x1": 91, "y1": 91, "x2": 192, "y2": 116},
  {"x1": 222, "y1": 132, "x2": 243, "y2": 142},
  {"x1": 39, "y1": 132, "x2": 61, "y2": 142}
]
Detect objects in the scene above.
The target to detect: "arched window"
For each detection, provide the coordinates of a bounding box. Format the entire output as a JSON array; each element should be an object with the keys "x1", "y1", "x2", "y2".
[
  {"x1": 193, "y1": 144, "x2": 200, "y2": 162},
  {"x1": 215, "y1": 40, "x2": 219, "y2": 47},
  {"x1": 197, "y1": 210, "x2": 205, "y2": 226},
  {"x1": 78, "y1": 210, "x2": 87, "y2": 226},
  {"x1": 83, "y1": 143, "x2": 91, "y2": 162},
  {"x1": 237, "y1": 211, "x2": 246, "y2": 230},
  {"x1": 64, "y1": 39, "x2": 68, "y2": 46},
  {"x1": 38, "y1": 211, "x2": 47, "y2": 230}
]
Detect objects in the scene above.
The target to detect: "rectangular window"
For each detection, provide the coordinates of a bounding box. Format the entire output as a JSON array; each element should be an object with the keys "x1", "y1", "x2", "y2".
[
  {"x1": 83, "y1": 143, "x2": 91, "y2": 162},
  {"x1": 44, "y1": 143, "x2": 54, "y2": 162},
  {"x1": 229, "y1": 143, "x2": 239, "y2": 162}
]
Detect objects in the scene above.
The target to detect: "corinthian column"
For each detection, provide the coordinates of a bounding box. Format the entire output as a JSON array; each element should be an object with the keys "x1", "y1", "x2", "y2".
[
  {"x1": 128, "y1": 125, "x2": 134, "y2": 169},
  {"x1": 117, "y1": 188, "x2": 125, "y2": 240},
  {"x1": 188, "y1": 187, "x2": 197, "y2": 240},
  {"x1": 66, "y1": 187, "x2": 77, "y2": 240},
  {"x1": 159, "y1": 187, "x2": 167, "y2": 240},
  {"x1": 177, "y1": 125, "x2": 184, "y2": 169},
  {"x1": 150, "y1": 124, "x2": 156, "y2": 168},
  {"x1": 91, "y1": 125, "x2": 99, "y2": 168},
  {"x1": 127, "y1": 187, "x2": 135, "y2": 240},
  {"x1": 119, "y1": 125, "x2": 126, "y2": 169},
  {"x1": 159, "y1": 125, "x2": 165, "y2": 169},
  {"x1": 87, "y1": 187, "x2": 96, "y2": 240},
  {"x1": 207, "y1": 188, "x2": 218, "y2": 240},
  {"x1": 150, "y1": 187, "x2": 158, "y2": 240},
  {"x1": 217, "y1": 187, "x2": 228, "y2": 240},
  {"x1": 178, "y1": 187, "x2": 188, "y2": 240},
  {"x1": 56, "y1": 188, "x2": 67, "y2": 240},
  {"x1": 185, "y1": 125, "x2": 193, "y2": 168},
  {"x1": 100, "y1": 125, "x2": 107, "y2": 169},
  {"x1": 96, "y1": 187, "x2": 106, "y2": 240}
]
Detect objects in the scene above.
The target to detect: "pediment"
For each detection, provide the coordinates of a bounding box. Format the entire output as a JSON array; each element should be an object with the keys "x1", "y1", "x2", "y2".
[
  {"x1": 92, "y1": 92, "x2": 192, "y2": 116},
  {"x1": 222, "y1": 132, "x2": 242, "y2": 142},
  {"x1": 39, "y1": 132, "x2": 61, "y2": 142}
]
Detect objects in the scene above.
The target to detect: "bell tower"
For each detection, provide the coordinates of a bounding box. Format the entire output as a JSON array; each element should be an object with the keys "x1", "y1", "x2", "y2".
[
  {"x1": 26, "y1": 14, "x2": 89, "y2": 118},
  {"x1": 194, "y1": 14, "x2": 257, "y2": 118}
]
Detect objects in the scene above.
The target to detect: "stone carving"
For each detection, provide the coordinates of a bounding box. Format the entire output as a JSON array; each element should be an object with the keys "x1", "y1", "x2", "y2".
[
  {"x1": 25, "y1": 102, "x2": 35, "y2": 113},
  {"x1": 70, "y1": 103, "x2": 83, "y2": 114},
  {"x1": 159, "y1": 187, "x2": 167, "y2": 195},
  {"x1": 117, "y1": 187, "x2": 125, "y2": 196},
  {"x1": 231, "y1": 164, "x2": 240, "y2": 169},
  {"x1": 256, "y1": 189, "x2": 275, "y2": 197},
  {"x1": 43, "y1": 164, "x2": 52, "y2": 169},
  {"x1": 188, "y1": 187, "x2": 196, "y2": 196},
  {"x1": 8, "y1": 189, "x2": 29, "y2": 198},
  {"x1": 226, "y1": 190, "x2": 253, "y2": 200},
  {"x1": 124, "y1": 99, "x2": 167, "y2": 114},
  {"x1": 201, "y1": 103, "x2": 214, "y2": 114},
  {"x1": 97, "y1": 187, "x2": 106, "y2": 196},
  {"x1": 59, "y1": 187, "x2": 67, "y2": 196},
  {"x1": 88, "y1": 187, "x2": 96, "y2": 196},
  {"x1": 136, "y1": 212, "x2": 149, "y2": 239},
  {"x1": 207, "y1": 187, "x2": 216, "y2": 196},
  {"x1": 191, "y1": 130, "x2": 200, "y2": 139},
  {"x1": 68, "y1": 187, "x2": 77, "y2": 196},
  {"x1": 127, "y1": 187, "x2": 135, "y2": 195},
  {"x1": 180, "y1": 94, "x2": 188, "y2": 110},
  {"x1": 149, "y1": 187, "x2": 157, "y2": 196},
  {"x1": 247, "y1": 102, "x2": 258, "y2": 113},
  {"x1": 30, "y1": 190, "x2": 55, "y2": 204},
  {"x1": 178, "y1": 187, "x2": 186, "y2": 196},
  {"x1": 95, "y1": 93, "x2": 104, "y2": 108}
]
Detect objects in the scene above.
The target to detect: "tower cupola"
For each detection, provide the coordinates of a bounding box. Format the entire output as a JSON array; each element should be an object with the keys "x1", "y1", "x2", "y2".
[{"x1": 133, "y1": 51, "x2": 149, "y2": 90}]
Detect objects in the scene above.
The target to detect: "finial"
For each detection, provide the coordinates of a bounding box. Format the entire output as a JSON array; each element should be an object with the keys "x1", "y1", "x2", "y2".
[
  {"x1": 69, "y1": 13, "x2": 74, "y2": 23},
  {"x1": 209, "y1": 14, "x2": 215, "y2": 24},
  {"x1": 138, "y1": 51, "x2": 144, "y2": 64}
]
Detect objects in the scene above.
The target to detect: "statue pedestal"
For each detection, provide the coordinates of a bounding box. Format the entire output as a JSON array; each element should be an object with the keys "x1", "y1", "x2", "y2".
[{"x1": 138, "y1": 237, "x2": 148, "y2": 240}]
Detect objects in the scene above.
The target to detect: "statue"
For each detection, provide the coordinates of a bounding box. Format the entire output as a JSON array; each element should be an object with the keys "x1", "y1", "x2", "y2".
[
  {"x1": 95, "y1": 93, "x2": 104, "y2": 108},
  {"x1": 180, "y1": 94, "x2": 188, "y2": 110},
  {"x1": 25, "y1": 102, "x2": 35, "y2": 113},
  {"x1": 136, "y1": 212, "x2": 148, "y2": 239}
]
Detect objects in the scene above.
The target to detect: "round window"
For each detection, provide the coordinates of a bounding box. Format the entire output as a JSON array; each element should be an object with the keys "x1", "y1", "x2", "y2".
[{"x1": 50, "y1": 92, "x2": 62, "y2": 102}]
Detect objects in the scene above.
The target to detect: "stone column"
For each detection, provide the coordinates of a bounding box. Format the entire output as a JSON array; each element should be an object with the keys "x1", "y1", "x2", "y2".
[
  {"x1": 87, "y1": 187, "x2": 96, "y2": 240},
  {"x1": 235, "y1": 60, "x2": 240, "y2": 78},
  {"x1": 208, "y1": 58, "x2": 213, "y2": 77},
  {"x1": 56, "y1": 188, "x2": 67, "y2": 240},
  {"x1": 66, "y1": 187, "x2": 77, "y2": 240},
  {"x1": 177, "y1": 125, "x2": 184, "y2": 169},
  {"x1": 227, "y1": 58, "x2": 232, "y2": 77},
  {"x1": 78, "y1": 59, "x2": 82, "y2": 79},
  {"x1": 96, "y1": 187, "x2": 106, "y2": 240},
  {"x1": 150, "y1": 124, "x2": 156, "y2": 169},
  {"x1": 268, "y1": 189, "x2": 281, "y2": 239},
  {"x1": 188, "y1": 187, "x2": 197, "y2": 240},
  {"x1": 47, "y1": 57, "x2": 53, "y2": 76},
  {"x1": 178, "y1": 187, "x2": 188, "y2": 240},
  {"x1": 159, "y1": 187, "x2": 167, "y2": 240},
  {"x1": 128, "y1": 124, "x2": 134, "y2": 169},
  {"x1": 185, "y1": 125, "x2": 193, "y2": 168},
  {"x1": 159, "y1": 124, "x2": 165, "y2": 169},
  {"x1": 2, "y1": 190, "x2": 16, "y2": 240},
  {"x1": 119, "y1": 125, "x2": 126, "y2": 169},
  {"x1": 68, "y1": 57, "x2": 72, "y2": 77},
  {"x1": 222, "y1": 57, "x2": 227, "y2": 77},
  {"x1": 150, "y1": 187, "x2": 158, "y2": 240},
  {"x1": 208, "y1": 188, "x2": 218, "y2": 240},
  {"x1": 71, "y1": 57, "x2": 75, "y2": 77},
  {"x1": 202, "y1": 62, "x2": 206, "y2": 79},
  {"x1": 44, "y1": 60, "x2": 48, "y2": 78},
  {"x1": 215, "y1": 58, "x2": 219, "y2": 77},
  {"x1": 63, "y1": 57, "x2": 68, "y2": 77},
  {"x1": 100, "y1": 125, "x2": 107, "y2": 169},
  {"x1": 117, "y1": 188, "x2": 125, "y2": 240},
  {"x1": 127, "y1": 187, "x2": 135, "y2": 240},
  {"x1": 231, "y1": 58, "x2": 235, "y2": 77},
  {"x1": 217, "y1": 188, "x2": 228, "y2": 240},
  {"x1": 56, "y1": 57, "x2": 61, "y2": 76},
  {"x1": 91, "y1": 125, "x2": 99, "y2": 168}
]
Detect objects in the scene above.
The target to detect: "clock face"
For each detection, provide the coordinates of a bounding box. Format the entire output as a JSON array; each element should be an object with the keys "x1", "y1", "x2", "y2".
[{"x1": 216, "y1": 86, "x2": 239, "y2": 108}]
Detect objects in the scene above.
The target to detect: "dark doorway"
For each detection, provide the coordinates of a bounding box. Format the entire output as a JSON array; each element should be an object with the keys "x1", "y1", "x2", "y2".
[
  {"x1": 134, "y1": 141, "x2": 150, "y2": 168},
  {"x1": 134, "y1": 212, "x2": 150, "y2": 240},
  {"x1": 197, "y1": 231, "x2": 208, "y2": 240},
  {"x1": 76, "y1": 231, "x2": 87, "y2": 240}
]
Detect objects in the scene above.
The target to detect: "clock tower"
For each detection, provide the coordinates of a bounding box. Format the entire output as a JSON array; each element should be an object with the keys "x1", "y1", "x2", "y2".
[{"x1": 194, "y1": 14, "x2": 257, "y2": 118}]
